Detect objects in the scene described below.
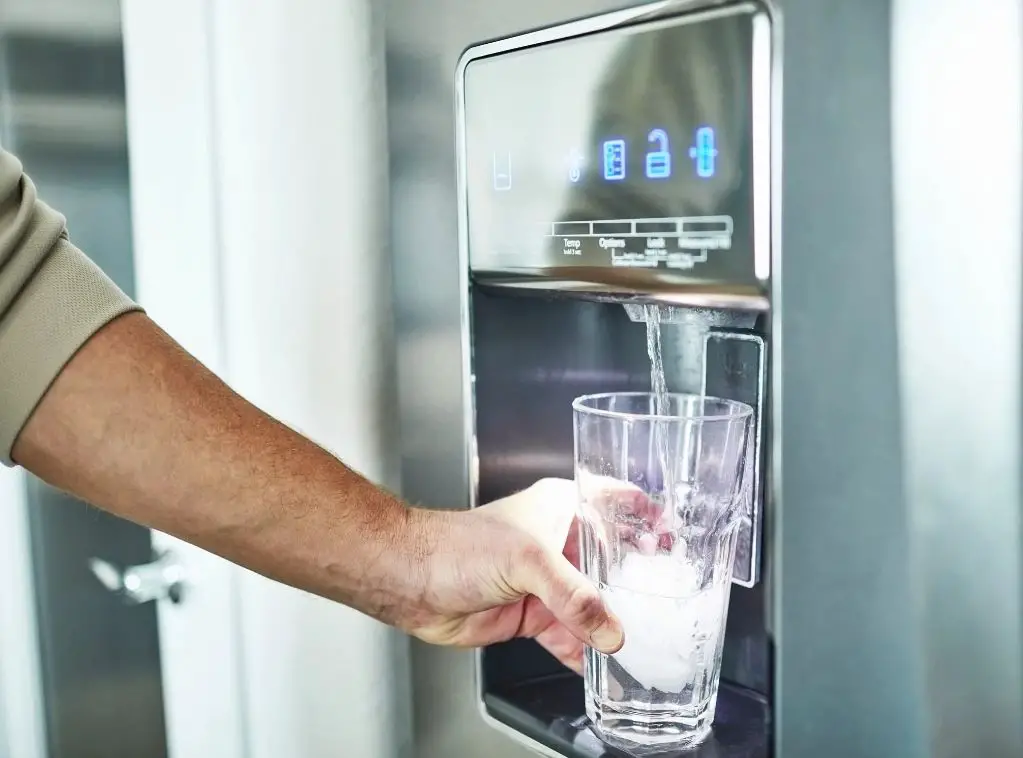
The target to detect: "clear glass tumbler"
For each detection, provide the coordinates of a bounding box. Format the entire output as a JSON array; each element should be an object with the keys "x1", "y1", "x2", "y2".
[{"x1": 573, "y1": 392, "x2": 755, "y2": 753}]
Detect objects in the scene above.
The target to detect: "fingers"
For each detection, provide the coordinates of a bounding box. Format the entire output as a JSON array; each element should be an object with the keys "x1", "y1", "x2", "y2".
[
  {"x1": 576, "y1": 471, "x2": 646, "y2": 503},
  {"x1": 526, "y1": 597, "x2": 586, "y2": 674},
  {"x1": 536, "y1": 630, "x2": 585, "y2": 675},
  {"x1": 576, "y1": 472, "x2": 678, "y2": 558},
  {"x1": 482, "y1": 478, "x2": 577, "y2": 557},
  {"x1": 510, "y1": 543, "x2": 624, "y2": 654},
  {"x1": 577, "y1": 472, "x2": 661, "y2": 524}
]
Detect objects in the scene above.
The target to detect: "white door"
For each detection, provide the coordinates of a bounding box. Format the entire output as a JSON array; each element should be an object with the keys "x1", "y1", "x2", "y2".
[{"x1": 120, "y1": 3, "x2": 249, "y2": 757}]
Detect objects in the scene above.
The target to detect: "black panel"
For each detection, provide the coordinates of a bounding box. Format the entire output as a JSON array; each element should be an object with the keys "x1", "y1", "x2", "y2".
[{"x1": 473, "y1": 285, "x2": 650, "y2": 506}]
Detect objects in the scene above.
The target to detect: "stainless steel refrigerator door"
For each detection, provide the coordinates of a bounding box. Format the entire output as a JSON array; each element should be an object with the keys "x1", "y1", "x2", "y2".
[{"x1": 385, "y1": 1, "x2": 1023, "y2": 756}]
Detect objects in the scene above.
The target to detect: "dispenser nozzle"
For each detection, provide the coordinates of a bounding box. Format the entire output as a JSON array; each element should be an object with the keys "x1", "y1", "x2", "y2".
[
  {"x1": 623, "y1": 303, "x2": 692, "y2": 323},
  {"x1": 623, "y1": 303, "x2": 741, "y2": 324}
]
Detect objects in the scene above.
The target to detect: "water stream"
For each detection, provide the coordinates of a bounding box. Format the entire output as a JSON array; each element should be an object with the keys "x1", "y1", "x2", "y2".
[{"x1": 643, "y1": 304, "x2": 675, "y2": 522}]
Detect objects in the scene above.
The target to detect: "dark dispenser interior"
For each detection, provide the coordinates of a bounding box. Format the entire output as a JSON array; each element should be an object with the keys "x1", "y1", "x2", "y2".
[
  {"x1": 472, "y1": 285, "x2": 772, "y2": 756},
  {"x1": 471, "y1": 285, "x2": 772, "y2": 758}
]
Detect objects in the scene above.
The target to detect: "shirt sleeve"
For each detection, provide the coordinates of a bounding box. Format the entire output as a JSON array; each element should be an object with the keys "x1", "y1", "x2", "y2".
[{"x1": 0, "y1": 147, "x2": 143, "y2": 466}]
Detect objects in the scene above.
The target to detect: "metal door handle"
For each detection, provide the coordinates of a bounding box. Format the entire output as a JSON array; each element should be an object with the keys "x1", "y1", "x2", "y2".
[{"x1": 89, "y1": 550, "x2": 186, "y2": 605}]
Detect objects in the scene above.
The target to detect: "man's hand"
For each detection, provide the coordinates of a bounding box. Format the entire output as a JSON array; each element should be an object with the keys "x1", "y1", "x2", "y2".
[
  {"x1": 13, "y1": 313, "x2": 622, "y2": 673},
  {"x1": 402, "y1": 478, "x2": 624, "y2": 673}
]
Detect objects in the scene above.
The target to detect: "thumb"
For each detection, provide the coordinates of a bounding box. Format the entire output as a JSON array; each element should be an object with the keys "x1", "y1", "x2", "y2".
[{"x1": 509, "y1": 543, "x2": 625, "y2": 654}]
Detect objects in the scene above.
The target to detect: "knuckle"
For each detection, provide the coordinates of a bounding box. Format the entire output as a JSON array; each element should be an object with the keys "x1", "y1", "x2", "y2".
[
  {"x1": 532, "y1": 477, "x2": 557, "y2": 492},
  {"x1": 563, "y1": 584, "x2": 605, "y2": 630},
  {"x1": 517, "y1": 540, "x2": 548, "y2": 573}
]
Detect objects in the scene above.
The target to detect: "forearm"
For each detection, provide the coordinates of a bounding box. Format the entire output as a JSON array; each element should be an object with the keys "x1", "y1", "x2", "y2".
[{"x1": 13, "y1": 311, "x2": 423, "y2": 624}]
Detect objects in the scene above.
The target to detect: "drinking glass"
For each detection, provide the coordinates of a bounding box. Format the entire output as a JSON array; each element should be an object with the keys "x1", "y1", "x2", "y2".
[{"x1": 573, "y1": 392, "x2": 754, "y2": 753}]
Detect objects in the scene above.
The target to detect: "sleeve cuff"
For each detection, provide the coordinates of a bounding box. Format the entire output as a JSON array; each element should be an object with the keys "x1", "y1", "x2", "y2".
[{"x1": 0, "y1": 236, "x2": 143, "y2": 466}]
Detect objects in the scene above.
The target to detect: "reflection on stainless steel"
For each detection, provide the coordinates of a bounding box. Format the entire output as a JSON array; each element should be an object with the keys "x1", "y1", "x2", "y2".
[
  {"x1": 0, "y1": 1, "x2": 169, "y2": 756},
  {"x1": 474, "y1": 275, "x2": 770, "y2": 311}
]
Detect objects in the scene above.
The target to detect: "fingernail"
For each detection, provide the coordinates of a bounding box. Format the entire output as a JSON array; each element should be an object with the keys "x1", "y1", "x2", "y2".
[{"x1": 591, "y1": 618, "x2": 624, "y2": 653}]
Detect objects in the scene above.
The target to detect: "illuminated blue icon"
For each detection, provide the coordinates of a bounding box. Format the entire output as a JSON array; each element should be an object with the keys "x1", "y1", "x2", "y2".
[
  {"x1": 602, "y1": 139, "x2": 626, "y2": 181},
  {"x1": 688, "y1": 126, "x2": 718, "y2": 179},
  {"x1": 492, "y1": 152, "x2": 512, "y2": 191},
  {"x1": 645, "y1": 128, "x2": 672, "y2": 179},
  {"x1": 567, "y1": 149, "x2": 585, "y2": 183}
]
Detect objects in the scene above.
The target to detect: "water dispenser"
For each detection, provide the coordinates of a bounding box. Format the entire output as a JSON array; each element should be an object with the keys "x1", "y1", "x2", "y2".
[{"x1": 457, "y1": 3, "x2": 773, "y2": 754}]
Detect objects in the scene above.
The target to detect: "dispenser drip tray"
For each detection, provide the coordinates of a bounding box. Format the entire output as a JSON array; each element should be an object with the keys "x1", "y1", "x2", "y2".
[{"x1": 484, "y1": 674, "x2": 769, "y2": 758}]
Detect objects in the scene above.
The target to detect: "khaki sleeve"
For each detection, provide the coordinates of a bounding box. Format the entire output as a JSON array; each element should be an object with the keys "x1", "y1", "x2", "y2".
[{"x1": 0, "y1": 148, "x2": 143, "y2": 466}]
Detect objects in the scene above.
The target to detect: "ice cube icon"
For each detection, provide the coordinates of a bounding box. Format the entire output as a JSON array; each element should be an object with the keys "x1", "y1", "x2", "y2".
[{"x1": 603, "y1": 139, "x2": 626, "y2": 181}]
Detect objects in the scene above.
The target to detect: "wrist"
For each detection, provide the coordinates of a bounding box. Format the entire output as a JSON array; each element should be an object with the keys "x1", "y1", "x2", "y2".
[
  {"x1": 389, "y1": 505, "x2": 448, "y2": 632},
  {"x1": 324, "y1": 485, "x2": 428, "y2": 628}
]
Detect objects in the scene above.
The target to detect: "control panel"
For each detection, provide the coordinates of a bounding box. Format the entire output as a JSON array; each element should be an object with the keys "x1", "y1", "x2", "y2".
[{"x1": 459, "y1": 3, "x2": 771, "y2": 292}]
